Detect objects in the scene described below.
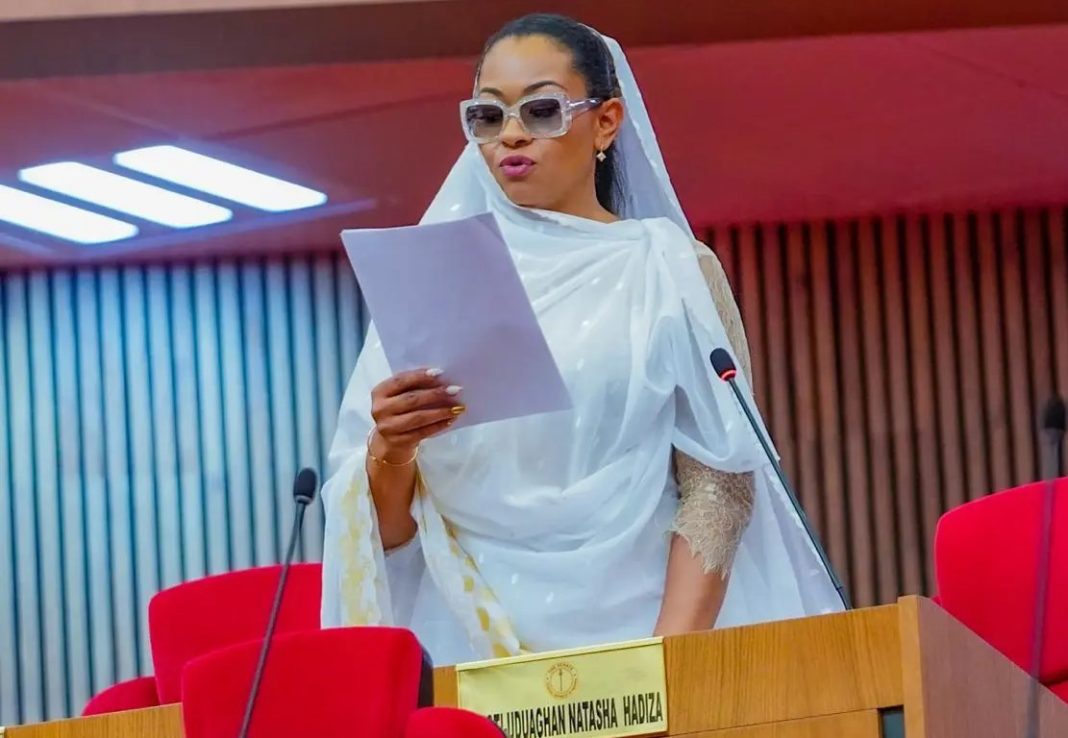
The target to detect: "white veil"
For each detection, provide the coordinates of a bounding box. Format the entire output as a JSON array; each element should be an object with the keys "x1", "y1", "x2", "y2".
[{"x1": 321, "y1": 31, "x2": 843, "y2": 662}]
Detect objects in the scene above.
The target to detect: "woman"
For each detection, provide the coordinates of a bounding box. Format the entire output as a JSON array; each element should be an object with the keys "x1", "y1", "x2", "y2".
[{"x1": 322, "y1": 13, "x2": 842, "y2": 665}]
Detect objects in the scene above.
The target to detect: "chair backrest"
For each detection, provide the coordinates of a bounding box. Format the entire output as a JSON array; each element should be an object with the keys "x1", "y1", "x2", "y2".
[
  {"x1": 934, "y1": 478, "x2": 1068, "y2": 684},
  {"x1": 148, "y1": 563, "x2": 322, "y2": 703},
  {"x1": 181, "y1": 627, "x2": 429, "y2": 738},
  {"x1": 81, "y1": 675, "x2": 160, "y2": 716}
]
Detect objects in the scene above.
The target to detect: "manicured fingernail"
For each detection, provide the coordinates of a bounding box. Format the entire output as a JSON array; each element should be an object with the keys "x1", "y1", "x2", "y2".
[
  {"x1": 446, "y1": 385, "x2": 463, "y2": 396},
  {"x1": 450, "y1": 405, "x2": 466, "y2": 416},
  {"x1": 426, "y1": 368, "x2": 444, "y2": 378}
]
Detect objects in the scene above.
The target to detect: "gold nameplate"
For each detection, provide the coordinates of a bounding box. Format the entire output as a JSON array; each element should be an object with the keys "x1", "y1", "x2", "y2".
[{"x1": 455, "y1": 638, "x2": 668, "y2": 738}]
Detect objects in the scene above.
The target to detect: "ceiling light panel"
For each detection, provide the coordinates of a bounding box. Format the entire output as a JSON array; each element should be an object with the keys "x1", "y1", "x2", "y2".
[
  {"x1": 114, "y1": 145, "x2": 327, "y2": 212},
  {"x1": 19, "y1": 162, "x2": 233, "y2": 228},
  {"x1": 0, "y1": 184, "x2": 139, "y2": 244}
]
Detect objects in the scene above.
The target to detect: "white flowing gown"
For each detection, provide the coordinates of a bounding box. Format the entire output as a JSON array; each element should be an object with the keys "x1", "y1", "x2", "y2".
[{"x1": 320, "y1": 33, "x2": 843, "y2": 666}]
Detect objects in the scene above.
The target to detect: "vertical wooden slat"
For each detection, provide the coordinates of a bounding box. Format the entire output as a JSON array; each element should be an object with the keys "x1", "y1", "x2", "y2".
[
  {"x1": 335, "y1": 252, "x2": 364, "y2": 388},
  {"x1": 0, "y1": 273, "x2": 20, "y2": 722},
  {"x1": 50, "y1": 270, "x2": 93, "y2": 713},
  {"x1": 762, "y1": 225, "x2": 798, "y2": 484},
  {"x1": 240, "y1": 260, "x2": 280, "y2": 567},
  {"x1": 217, "y1": 261, "x2": 254, "y2": 572},
  {"x1": 729, "y1": 228, "x2": 744, "y2": 289},
  {"x1": 785, "y1": 224, "x2": 823, "y2": 535},
  {"x1": 834, "y1": 221, "x2": 874, "y2": 606},
  {"x1": 976, "y1": 213, "x2": 1013, "y2": 493},
  {"x1": 145, "y1": 266, "x2": 184, "y2": 591},
  {"x1": 808, "y1": 223, "x2": 850, "y2": 584},
  {"x1": 857, "y1": 219, "x2": 899, "y2": 603},
  {"x1": 169, "y1": 265, "x2": 208, "y2": 582},
  {"x1": 29, "y1": 272, "x2": 70, "y2": 715},
  {"x1": 118, "y1": 266, "x2": 160, "y2": 677},
  {"x1": 98, "y1": 267, "x2": 141, "y2": 681},
  {"x1": 952, "y1": 214, "x2": 991, "y2": 499},
  {"x1": 191, "y1": 263, "x2": 231, "y2": 575},
  {"x1": 286, "y1": 256, "x2": 324, "y2": 560},
  {"x1": 707, "y1": 226, "x2": 735, "y2": 285},
  {"x1": 265, "y1": 257, "x2": 298, "y2": 561},
  {"x1": 735, "y1": 226, "x2": 769, "y2": 407},
  {"x1": 928, "y1": 216, "x2": 967, "y2": 513},
  {"x1": 1021, "y1": 212, "x2": 1054, "y2": 415},
  {"x1": 880, "y1": 217, "x2": 923, "y2": 596},
  {"x1": 903, "y1": 216, "x2": 943, "y2": 592},
  {"x1": 74, "y1": 270, "x2": 117, "y2": 698},
  {"x1": 312, "y1": 256, "x2": 342, "y2": 556},
  {"x1": 8, "y1": 274, "x2": 46, "y2": 721},
  {"x1": 1048, "y1": 209, "x2": 1068, "y2": 400},
  {"x1": 722, "y1": 227, "x2": 742, "y2": 290},
  {"x1": 997, "y1": 211, "x2": 1036, "y2": 484}
]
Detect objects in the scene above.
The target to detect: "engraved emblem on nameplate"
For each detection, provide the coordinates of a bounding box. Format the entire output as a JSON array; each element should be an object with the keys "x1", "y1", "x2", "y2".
[
  {"x1": 455, "y1": 638, "x2": 668, "y2": 738},
  {"x1": 545, "y1": 661, "x2": 579, "y2": 699}
]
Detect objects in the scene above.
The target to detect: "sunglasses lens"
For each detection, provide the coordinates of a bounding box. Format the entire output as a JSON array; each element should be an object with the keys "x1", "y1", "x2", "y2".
[
  {"x1": 464, "y1": 104, "x2": 505, "y2": 141},
  {"x1": 520, "y1": 97, "x2": 565, "y2": 137}
]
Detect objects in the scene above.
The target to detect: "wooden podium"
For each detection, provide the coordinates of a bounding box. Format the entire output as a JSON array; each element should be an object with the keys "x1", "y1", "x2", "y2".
[{"x1": 6, "y1": 597, "x2": 1067, "y2": 738}]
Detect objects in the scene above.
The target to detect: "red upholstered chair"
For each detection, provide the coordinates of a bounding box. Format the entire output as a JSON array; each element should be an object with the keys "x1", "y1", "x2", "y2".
[
  {"x1": 934, "y1": 478, "x2": 1068, "y2": 700},
  {"x1": 405, "y1": 707, "x2": 504, "y2": 738},
  {"x1": 180, "y1": 627, "x2": 434, "y2": 738},
  {"x1": 149, "y1": 563, "x2": 322, "y2": 704},
  {"x1": 1053, "y1": 680, "x2": 1068, "y2": 703},
  {"x1": 81, "y1": 676, "x2": 161, "y2": 716}
]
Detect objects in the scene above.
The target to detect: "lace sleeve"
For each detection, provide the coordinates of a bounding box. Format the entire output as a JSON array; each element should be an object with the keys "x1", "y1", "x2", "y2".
[
  {"x1": 671, "y1": 241, "x2": 756, "y2": 575},
  {"x1": 693, "y1": 241, "x2": 752, "y2": 382},
  {"x1": 672, "y1": 455, "x2": 754, "y2": 575}
]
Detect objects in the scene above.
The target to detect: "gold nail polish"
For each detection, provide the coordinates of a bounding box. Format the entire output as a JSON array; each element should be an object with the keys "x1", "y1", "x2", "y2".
[{"x1": 450, "y1": 405, "x2": 466, "y2": 416}]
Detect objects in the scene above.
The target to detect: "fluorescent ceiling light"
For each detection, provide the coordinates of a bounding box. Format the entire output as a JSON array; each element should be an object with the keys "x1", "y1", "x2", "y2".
[
  {"x1": 0, "y1": 184, "x2": 138, "y2": 244},
  {"x1": 19, "y1": 162, "x2": 232, "y2": 229},
  {"x1": 114, "y1": 145, "x2": 327, "y2": 212}
]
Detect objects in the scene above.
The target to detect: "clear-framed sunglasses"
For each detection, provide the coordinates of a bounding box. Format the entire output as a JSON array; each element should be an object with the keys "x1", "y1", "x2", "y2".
[{"x1": 459, "y1": 92, "x2": 604, "y2": 144}]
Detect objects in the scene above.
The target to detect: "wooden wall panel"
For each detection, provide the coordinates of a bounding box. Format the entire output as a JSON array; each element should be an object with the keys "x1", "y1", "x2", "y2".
[
  {"x1": 706, "y1": 206, "x2": 1068, "y2": 607},
  {"x1": 1, "y1": 205, "x2": 1064, "y2": 724},
  {"x1": 0, "y1": 253, "x2": 362, "y2": 725}
]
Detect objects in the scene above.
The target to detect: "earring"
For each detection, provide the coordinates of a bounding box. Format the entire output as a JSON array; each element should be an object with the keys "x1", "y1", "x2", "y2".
[{"x1": 596, "y1": 149, "x2": 607, "y2": 163}]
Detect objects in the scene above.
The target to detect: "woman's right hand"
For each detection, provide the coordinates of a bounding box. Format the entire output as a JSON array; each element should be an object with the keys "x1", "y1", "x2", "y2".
[{"x1": 369, "y1": 368, "x2": 464, "y2": 463}]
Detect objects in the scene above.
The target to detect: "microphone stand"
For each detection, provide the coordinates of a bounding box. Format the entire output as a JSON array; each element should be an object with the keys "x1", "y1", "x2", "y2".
[
  {"x1": 1025, "y1": 397, "x2": 1065, "y2": 738},
  {"x1": 236, "y1": 468, "x2": 318, "y2": 738},
  {"x1": 710, "y1": 348, "x2": 850, "y2": 610}
]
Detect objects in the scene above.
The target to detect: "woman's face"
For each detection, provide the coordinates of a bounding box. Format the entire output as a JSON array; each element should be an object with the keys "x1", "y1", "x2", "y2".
[{"x1": 474, "y1": 35, "x2": 622, "y2": 214}]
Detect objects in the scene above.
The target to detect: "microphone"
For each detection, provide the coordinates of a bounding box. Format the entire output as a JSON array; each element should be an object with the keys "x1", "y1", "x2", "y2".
[
  {"x1": 1040, "y1": 396, "x2": 1065, "y2": 478},
  {"x1": 709, "y1": 348, "x2": 850, "y2": 610},
  {"x1": 1025, "y1": 396, "x2": 1065, "y2": 738},
  {"x1": 236, "y1": 468, "x2": 319, "y2": 738}
]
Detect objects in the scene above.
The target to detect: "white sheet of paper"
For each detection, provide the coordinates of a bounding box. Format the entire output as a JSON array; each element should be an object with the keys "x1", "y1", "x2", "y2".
[{"x1": 340, "y1": 213, "x2": 572, "y2": 429}]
